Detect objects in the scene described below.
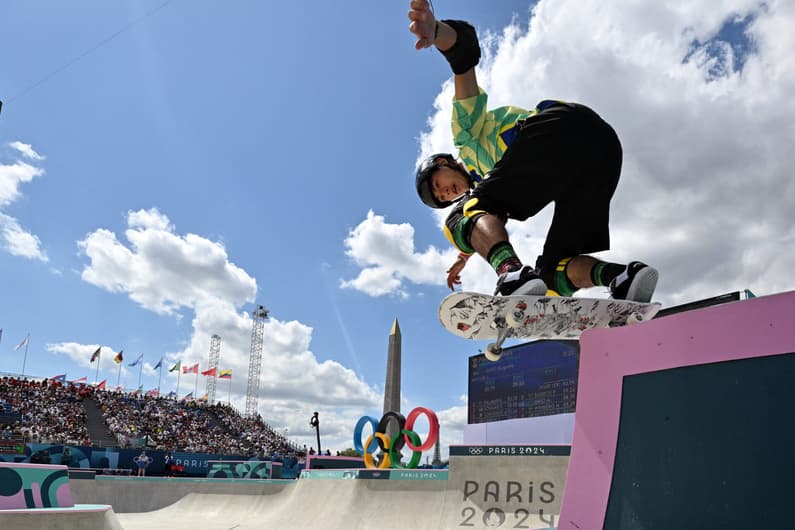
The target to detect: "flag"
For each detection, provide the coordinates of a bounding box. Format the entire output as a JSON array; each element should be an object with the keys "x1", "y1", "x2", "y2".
[
  {"x1": 128, "y1": 353, "x2": 144, "y2": 367},
  {"x1": 14, "y1": 335, "x2": 29, "y2": 351},
  {"x1": 198, "y1": 393, "x2": 208, "y2": 401},
  {"x1": 146, "y1": 388, "x2": 159, "y2": 397},
  {"x1": 201, "y1": 367, "x2": 217, "y2": 377},
  {"x1": 71, "y1": 376, "x2": 87, "y2": 384},
  {"x1": 96, "y1": 379, "x2": 107, "y2": 390},
  {"x1": 133, "y1": 385, "x2": 143, "y2": 395},
  {"x1": 113, "y1": 350, "x2": 124, "y2": 364},
  {"x1": 154, "y1": 357, "x2": 163, "y2": 370},
  {"x1": 166, "y1": 391, "x2": 177, "y2": 398},
  {"x1": 90, "y1": 347, "x2": 101, "y2": 363},
  {"x1": 169, "y1": 361, "x2": 181, "y2": 373},
  {"x1": 50, "y1": 374, "x2": 66, "y2": 383},
  {"x1": 181, "y1": 392, "x2": 193, "y2": 401},
  {"x1": 218, "y1": 369, "x2": 232, "y2": 379},
  {"x1": 182, "y1": 363, "x2": 199, "y2": 374}
]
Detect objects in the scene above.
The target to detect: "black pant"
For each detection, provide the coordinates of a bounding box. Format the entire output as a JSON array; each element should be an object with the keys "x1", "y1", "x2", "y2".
[{"x1": 470, "y1": 102, "x2": 622, "y2": 272}]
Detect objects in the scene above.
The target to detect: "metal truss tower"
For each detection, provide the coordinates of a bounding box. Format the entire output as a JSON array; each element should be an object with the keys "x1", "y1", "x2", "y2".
[
  {"x1": 205, "y1": 334, "x2": 221, "y2": 404},
  {"x1": 245, "y1": 305, "x2": 269, "y2": 417}
]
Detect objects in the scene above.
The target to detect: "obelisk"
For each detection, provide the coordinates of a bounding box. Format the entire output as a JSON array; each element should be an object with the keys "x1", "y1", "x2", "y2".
[{"x1": 383, "y1": 319, "x2": 401, "y2": 415}]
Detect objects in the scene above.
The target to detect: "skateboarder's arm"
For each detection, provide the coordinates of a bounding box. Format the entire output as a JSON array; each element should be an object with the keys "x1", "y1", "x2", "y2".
[{"x1": 408, "y1": 0, "x2": 479, "y2": 99}]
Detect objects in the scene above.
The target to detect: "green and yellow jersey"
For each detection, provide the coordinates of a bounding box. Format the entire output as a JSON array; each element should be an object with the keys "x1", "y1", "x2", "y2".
[{"x1": 451, "y1": 87, "x2": 533, "y2": 179}]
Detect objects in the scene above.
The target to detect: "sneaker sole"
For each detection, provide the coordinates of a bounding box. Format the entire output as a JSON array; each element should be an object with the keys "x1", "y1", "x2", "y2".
[
  {"x1": 511, "y1": 278, "x2": 548, "y2": 297},
  {"x1": 625, "y1": 267, "x2": 659, "y2": 303}
]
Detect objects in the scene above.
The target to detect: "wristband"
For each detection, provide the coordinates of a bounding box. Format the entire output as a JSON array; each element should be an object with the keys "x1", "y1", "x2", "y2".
[
  {"x1": 438, "y1": 19, "x2": 481, "y2": 75},
  {"x1": 458, "y1": 252, "x2": 472, "y2": 260}
]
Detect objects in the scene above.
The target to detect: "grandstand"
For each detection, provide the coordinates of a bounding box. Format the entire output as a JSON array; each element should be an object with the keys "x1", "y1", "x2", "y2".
[{"x1": 0, "y1": 376, "x2": 302, "y2": 476}]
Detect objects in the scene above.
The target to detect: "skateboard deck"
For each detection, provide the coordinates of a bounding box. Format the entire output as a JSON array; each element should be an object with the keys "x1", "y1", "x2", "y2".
[{"x1": 439, "y1": 291, "x2": 661, "y2": 360}]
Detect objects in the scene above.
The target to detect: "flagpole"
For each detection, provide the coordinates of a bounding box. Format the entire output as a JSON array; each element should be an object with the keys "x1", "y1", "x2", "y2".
[
  {"x1": 138, "y1": 356, "x2": 143, "y2": 388},
  {"x1": 95, "y1": 349, "x2": 100, "y2": 383},
  {"x1": 194, "y1": 369, "x2": 198, "y2": 396},
  {"x1": 157, "y1": 360, "x2": 163, "y2": 395},
  {"x1": 20, "y1": 333, "x2": 30, "y2": 378},
  {"x1": 116, "y1": 361, "x2": 122, "y2": 388},
  {"x1": 176, "y1": 369, "x2": 181, "y2": 398},
  {"x1": 228, "y1": 377, "x2": 232, "y2": 405}
]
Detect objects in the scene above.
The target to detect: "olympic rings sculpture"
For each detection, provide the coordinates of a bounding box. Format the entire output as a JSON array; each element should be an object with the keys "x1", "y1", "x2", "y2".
[{"x1": 353, "y1": 407, "x2": 439, "y2": 469}]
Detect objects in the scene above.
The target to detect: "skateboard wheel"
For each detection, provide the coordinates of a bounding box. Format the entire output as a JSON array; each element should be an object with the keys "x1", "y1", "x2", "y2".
[
  {"x1": 484, "y1": 343, "x2": 502, "y2": 362},
  {"x1": 627, "y1": 312, "x2": 644, "y2": 324},
  {"x1": 506, "y1": 309, "x2": 525, "y2": 328}
]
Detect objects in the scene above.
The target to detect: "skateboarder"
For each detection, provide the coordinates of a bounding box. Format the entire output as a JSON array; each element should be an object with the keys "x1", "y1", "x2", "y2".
[{"x1": 408, "y1": 0, "x2": 658, "y2": 302}]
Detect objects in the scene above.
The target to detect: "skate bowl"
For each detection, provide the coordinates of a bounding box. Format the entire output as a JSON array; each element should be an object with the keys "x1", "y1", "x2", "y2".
[{"x1": 67, "y1": 445, "x2": 566, "y2": 529}]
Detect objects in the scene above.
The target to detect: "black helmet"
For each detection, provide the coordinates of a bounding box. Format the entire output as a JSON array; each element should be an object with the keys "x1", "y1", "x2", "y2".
[{"x1": 415, "y1": 153, "x2": 466, "y2": 209}]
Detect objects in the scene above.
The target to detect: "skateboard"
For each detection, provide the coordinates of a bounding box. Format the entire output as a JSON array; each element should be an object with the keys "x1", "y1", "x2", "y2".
[{"x1": 439, "y1": 292, "x2": 661, "y2": 361}]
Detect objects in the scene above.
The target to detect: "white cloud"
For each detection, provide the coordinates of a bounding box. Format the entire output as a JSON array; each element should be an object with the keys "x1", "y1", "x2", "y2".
[
  {"x1": 340, "y1": 210, "x2": 456, "y2": 297},
  {"x1": 76, "y1": 208, "x2": 382, "y2": 451},
  {"x1": 46, "y1": 343, "x2": 118, "y2": 380},
  {"x1": 0, "y1": 142, "x2": 47, "y2": 261},
  {"x1": 345, "y1": 0, "x2": 795, "y2": 305},
  {"x1": 79, "y1": 208, "x2": 256, "y2": 315},
  {"x1": 0, "y1": 156, "x2": 43, "y2": 207},
  {"x1": 0, "y1": 213, "x2": 48, "y2": 262},
  {"x1": 9, "y1": 141, "x2": 44, "y2": 161}
]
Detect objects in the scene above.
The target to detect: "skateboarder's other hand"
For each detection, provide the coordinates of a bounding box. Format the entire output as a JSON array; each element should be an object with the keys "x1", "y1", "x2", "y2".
[
  {"x1": 446, "y1": 256, "x2": 468, "y2": 290},
  {"x1": 408, "y1": 0, "x2": 436, "y2": 50}
]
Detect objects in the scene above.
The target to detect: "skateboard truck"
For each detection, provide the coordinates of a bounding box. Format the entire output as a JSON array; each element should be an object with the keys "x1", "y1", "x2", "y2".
[{"x1": 485, "y1": 315, "x2": 512, "y2": 361}]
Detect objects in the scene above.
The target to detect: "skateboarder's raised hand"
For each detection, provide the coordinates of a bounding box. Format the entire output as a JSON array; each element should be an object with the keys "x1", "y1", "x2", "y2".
[{"x1": 408, "y1": 0, "x2": 436, "y2": 50}]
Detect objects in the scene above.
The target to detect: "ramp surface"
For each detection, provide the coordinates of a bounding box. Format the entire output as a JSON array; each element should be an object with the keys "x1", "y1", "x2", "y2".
[{"x1": 75, "y1": 445, "x2": 568, "y2": 529}]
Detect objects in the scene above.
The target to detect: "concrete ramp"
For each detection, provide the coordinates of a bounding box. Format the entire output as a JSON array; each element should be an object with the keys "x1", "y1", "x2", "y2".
[
  {"x1": 110, "y1": 445, "x2": 566, "y2": 529},
  {"x1": 70, "y1": 475, "x2": 292, "y2": 513},
  {"x1": 0, "y1": 504, "x2": 122, "y2": 530}
]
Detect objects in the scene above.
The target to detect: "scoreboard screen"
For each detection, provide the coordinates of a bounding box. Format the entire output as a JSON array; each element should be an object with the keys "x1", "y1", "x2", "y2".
[{"x1": 468, "y1": 340, "x2": 579, "y2": 424}]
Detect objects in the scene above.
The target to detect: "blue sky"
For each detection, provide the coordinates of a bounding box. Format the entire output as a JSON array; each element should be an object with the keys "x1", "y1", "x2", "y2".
[{"x1": 1, "y1": 0, "x2": 793, "y2": 457}]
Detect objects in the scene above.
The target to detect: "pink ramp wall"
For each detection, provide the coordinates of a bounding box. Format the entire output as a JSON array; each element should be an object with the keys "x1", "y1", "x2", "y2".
[
  {"x1": 0, "y1": 462, "x2": 74, "y2": 509},
  {"x1": 558, "y1": 290, "x2": 795, "y2": 529}
]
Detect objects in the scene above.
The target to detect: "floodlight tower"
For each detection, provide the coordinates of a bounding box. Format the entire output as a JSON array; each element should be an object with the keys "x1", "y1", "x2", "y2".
[
  {"x1": 245, "y1": 305, "x2": 269, "y2": 417},
  {"x1": 205, "y1": 334, "x2": 221, "y2": 404}
]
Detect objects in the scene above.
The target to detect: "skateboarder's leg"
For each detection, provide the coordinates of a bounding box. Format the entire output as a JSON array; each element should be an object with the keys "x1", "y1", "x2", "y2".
[
  {"x1": 469, "y1": 215, "x2": 547, "y2": 295},
  {"x1": 537, "y1": 202, "x2": 658, "y2": 301}
]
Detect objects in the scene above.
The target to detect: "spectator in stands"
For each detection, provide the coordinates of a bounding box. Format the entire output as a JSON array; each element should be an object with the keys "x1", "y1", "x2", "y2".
[{"x1": 1, "y1": 375, "x2": 300, "y2": 462}]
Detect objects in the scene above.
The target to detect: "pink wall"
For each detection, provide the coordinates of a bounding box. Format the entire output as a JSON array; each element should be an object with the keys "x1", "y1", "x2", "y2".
[
  {"x1": 559, "y1": 290, "x2": 795, "y2": 529},
  {"x1": 304, "y1": 455, "x2": 365, "y2": 469},
  {"x1": 0, "y1": 462, "x2": 74, "y2": 509}
]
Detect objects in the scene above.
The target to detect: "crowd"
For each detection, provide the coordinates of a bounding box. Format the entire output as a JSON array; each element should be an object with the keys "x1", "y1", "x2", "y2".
[
  {"x1": 96, "y1": 390, "x2": 295, "y2": 456},
  {"x1": 0, "y1": 376, "x2": 297, "y2": 458},
  {"x1": 0, "y1": 377, "x2": 91, "y2": 446}
]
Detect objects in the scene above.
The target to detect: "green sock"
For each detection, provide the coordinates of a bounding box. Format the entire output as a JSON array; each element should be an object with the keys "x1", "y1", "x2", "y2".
[
  {"x1": 554, "y1": 257, "x2": 577, "y2": 297},
  {"x1": 487, "y1": 242, "x2": 522, "y2": 275},
  {"x1": 591, "y1": 261, "x2": 626, "y2": 286}
]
